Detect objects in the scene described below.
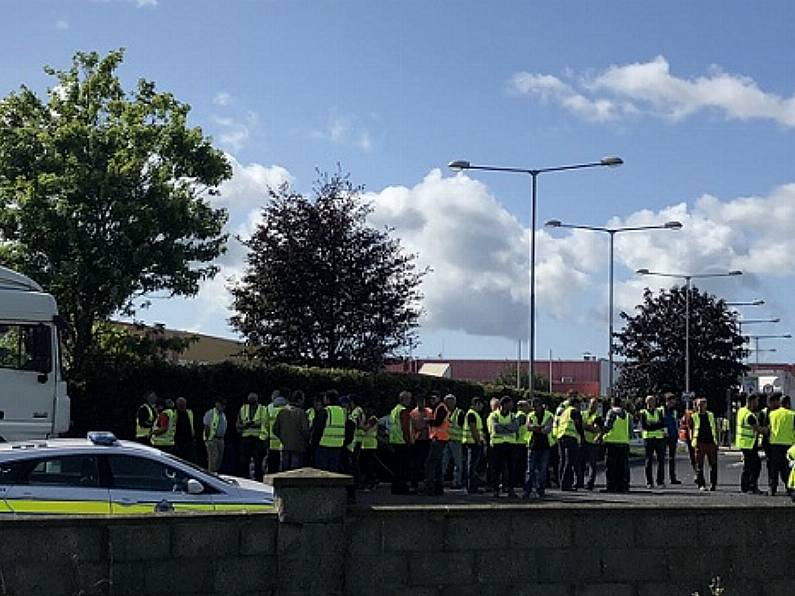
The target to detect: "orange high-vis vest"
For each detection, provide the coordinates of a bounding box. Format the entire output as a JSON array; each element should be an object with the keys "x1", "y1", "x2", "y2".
[{"x1": 429, "y1": 403, "x2": 450, "y2": 441}]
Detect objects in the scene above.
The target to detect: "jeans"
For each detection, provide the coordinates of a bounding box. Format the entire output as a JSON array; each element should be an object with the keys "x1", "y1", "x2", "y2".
[
  {"x1": 513, "y1": 445, "x2": 528, "y2": 490},
  {"x1": 314, "y1": 446, "x2": 341, "y2": 473},
  {"x1": 411, "y1": 440, "x2": 430, "y2": 490},
  {"x1": 280, "y1": 450, "x2": 304, "y2": 472},
  {"x1": 491, "y1": 443, "x2": 515, "y2": 494},
  {"x1": 266, "y1": 449, "x2": 281, "y2": 474},
  {"x1": 464, "y1": 443, "x2": 483, "y2": 492},
  {"x1": 442, "y1": 441, "x2": 464, "y2": 487},
  {"x1": 740, "y1": 448, "x2": 761, "y2": 492},
  {"x1": 360, "y1": 448, "x2": 377, "y2": 488},
  {"x1": 391, "y1": 444, "x2": 411, "y2": 494},
  {"x1": 605, "y1": 443, "x2": 629, "y2": 492},
  {"x1": 240, "y1": 436, "x2": 266, "y2": 481},
  {"x1": 525, "y1": 449, "x2": 550, "y2": 497},
  {"x1": 580, "y1": 442, "x2": 598, "y2": 489},
  {"x1": 558, "y1": 436, "x2": 581, "y2": 490},
  {"x1": 644, "y1": 438, "x2": 666, "y2": 486},
  {"x1": 424, "y1": 440, "x2": 447, "y2": 494},
  {"x1": 665, "y1": 438, "x2": 679, "y2": 482},
  {"x1": 695, "y1": 442, "x2": 718, "y2": 489},
  {"x1": 768, "y1": 444, "x2": 789, "y2": 494}
]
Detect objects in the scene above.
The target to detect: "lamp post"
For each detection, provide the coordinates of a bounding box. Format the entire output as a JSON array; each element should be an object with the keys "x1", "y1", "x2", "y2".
[
  {"x1": 635, "y1": 268, "x2": 743, "y2": 397},
  {"x1": 727, "y1": 300, "x2": 765, "y2": 307},
  {"x1": 744, "y1": 334, "x2": 792, "y2": 366},
  {"x1": 544, "y1": 219, "x2": 682, "y2": 396},
  {"x1": 448, "y1": 156, "x2": 623, "y2": 398}
]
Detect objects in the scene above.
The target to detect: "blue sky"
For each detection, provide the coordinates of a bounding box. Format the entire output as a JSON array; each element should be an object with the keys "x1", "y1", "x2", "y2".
[{"x1": 3, "y1": 1, "x2": 795, "y2": 362}]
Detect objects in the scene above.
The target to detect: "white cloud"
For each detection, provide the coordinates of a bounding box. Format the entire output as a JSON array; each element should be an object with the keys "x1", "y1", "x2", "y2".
[
  {"x1": 55, "y1": 20, "x2": 69, "y2": 30},
  {"x1": 213, "y1": 92, "x2": 232, "y2": 106},
  {"x1": 136, "y1": 0, "x2": 157, "y2": 6},
  {"x1": 213, "y1": 117, "x2": 250, "y2": 152},
  {"x1": 511, "y1": 56, "x2": 795, "y2": 127},
  {"x1": 311, "y1": 112, "x2": 374, "y2": 152}
]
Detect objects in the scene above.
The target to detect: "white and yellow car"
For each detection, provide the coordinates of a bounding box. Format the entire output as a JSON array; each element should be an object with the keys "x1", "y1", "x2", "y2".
[{"x1": 0, "y1": 432, "x2": 274, "y2": 515}]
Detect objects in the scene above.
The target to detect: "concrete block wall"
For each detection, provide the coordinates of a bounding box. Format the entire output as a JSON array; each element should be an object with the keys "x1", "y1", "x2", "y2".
[{"x1": 345, "y1": 505, "x2": 795, "y2": 596}]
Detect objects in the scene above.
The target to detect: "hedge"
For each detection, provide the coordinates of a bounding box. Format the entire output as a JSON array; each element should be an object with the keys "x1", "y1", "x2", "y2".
[{"x1": 68, "y1": 360, "x2": 560, "y2": 440}]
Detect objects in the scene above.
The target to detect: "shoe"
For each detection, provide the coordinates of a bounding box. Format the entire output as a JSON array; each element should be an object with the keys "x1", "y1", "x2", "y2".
[
  {"x1": 657, "y1": 482, "x2": 666, "y2": 488},
  {"x1": 646, "y1": 483, "x2": 653, "y2": 489},
  {"x1": 709, "y1": 485, "x2": 717, "y2": 492},
  {"x1": 698, "y1": 486, "x2": 707, "y2": 492},
  {"x1": 770, "y1": 489, "x2": 777, "y2": 497},
  {"x1": 670, "y1": 479, "x2": 682, "y2": 485},
  {"x1": 750, "y1": 489, "x2": 765, "y2": 495},
  {"x1": 585, "y1": 484, "x2": 594, "y2": 491}
]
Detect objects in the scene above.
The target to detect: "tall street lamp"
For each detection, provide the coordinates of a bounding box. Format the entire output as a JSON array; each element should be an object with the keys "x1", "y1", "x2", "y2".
[
  {"x1": 727, "y1": 299, "x2": 765, "y2": 307},
  {"x1": 544, "y1": 219, "x2": 682, "y2": 396},
  {"x1": 635, "y1": 268, "x2": 743, "y2": 397},
  {"x1": 744, "y1": 334, "x2": 792, "y2": 366},
  {"x1": 448, "y1": 156, "x2": 623, "y2": 398}
]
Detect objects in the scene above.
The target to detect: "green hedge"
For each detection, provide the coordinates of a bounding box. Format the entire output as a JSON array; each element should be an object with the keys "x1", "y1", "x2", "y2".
[{"x1": 69, "y1": 361, "x2": 560, "y2": 440}]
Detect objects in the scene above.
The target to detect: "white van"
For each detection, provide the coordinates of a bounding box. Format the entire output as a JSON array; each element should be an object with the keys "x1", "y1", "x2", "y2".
[{"x1": 0, "y1": 266, "x2": 70, "y2": 441}]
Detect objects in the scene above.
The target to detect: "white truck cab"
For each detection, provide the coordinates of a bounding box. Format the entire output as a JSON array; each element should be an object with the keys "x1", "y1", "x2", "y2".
[{"x1": 0, "y1": 266, "x2": 70, "y2": 442}]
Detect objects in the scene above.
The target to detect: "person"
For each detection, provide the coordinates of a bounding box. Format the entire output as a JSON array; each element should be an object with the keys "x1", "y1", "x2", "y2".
[
  {"x1": 203, "y1": 398, "x2": 227, "y2": 473},
  {"x1": 601, "y1": 397, "x2": 631, "y2": 493},
  {"x1": 758, "y1": 393, "x2": 775, "y2": 487},
  {"x1": 347, "y1": 394, "x2": 366, "y2": 488},
  {"x1": 441, "y1": 395, "x2": 465, "y2": 489},
  {"x1": 786, "y1": 443, "x2": 795, "y2": 499},
  {"x1": 663, "y1": 393, "x2": 682, "y2": 484},
  {"x1": 485, "y1": 396, "x2": 500, "y2": 490},
  {"x1": 272, "y1": 389, "x2": 310, "y2": 472},
  {"x1": 266, "y1": 390, "x2": 288, "y2": 473},
  {"x1": 134, "y1": 390, "x2": 158, "y2": 444},
  {"x1": 359, "y1": 406, "x2": 380, "y2": 491},
  {"x1": 690, "y1": 398, "x2": 718, "y2": 492},
  {"x1": 767, "y1": 393, "x2": 795, "y2": 496},
  {"x1": 555, "y1": 395, "x2": 584, "y2": 491},
  {"x1": 580, "y1": 398, "x2": 603, "y2": 491},
  {"x1": 488, "y1": 396, "x2": 519, "y2": 498},
  {"x1": 639, "y1": 395, "x2": 667, "y2": 489},
  {"x1": 523, "y1": 398, "x2": 553, "y2": 500},
  {"x1": 236, "y1": 392, "x2": 266, "y2": 481},
  {"x1": 550, "y1": 393, "x2": 573, "y2": 488},
  {"x1": 410, "y1": 394, "x2": 433, "y2": 492},
  {"x1": 173, "y1": 397, "x2": 196, "y2": 462},
  {"x1": 424, "y1": 393, "x2": 452, "y2": 496},
  {"x1": 150, "y1": 398, "x2": 176, "y2": 454},
  {"x1": 462, "y1": 397, "x2": 486, "y2": 494},
  {"x1": 389, "y1": 391, "x2": 414, "y2": 495},
  {"x1": 311, "y1": 391, "x2": 348, "y2": 473},
  {"x1": 305, "y1": 394, "x2": 324, "y2": 466},
  {"x1": 514, "y1": 400, "x2": 531, "y2": 492},
  {"x1": 680, "y1": 407, "x2": 697, "y2": 477},
  {"x1": 735, "y1": 393, "x2": 763, "y2": 494}
]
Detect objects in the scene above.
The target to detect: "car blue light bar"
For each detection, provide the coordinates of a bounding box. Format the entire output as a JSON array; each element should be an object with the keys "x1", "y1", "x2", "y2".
[{"x1": 87, "y1": 431, "x2": 118, "y2": 446}]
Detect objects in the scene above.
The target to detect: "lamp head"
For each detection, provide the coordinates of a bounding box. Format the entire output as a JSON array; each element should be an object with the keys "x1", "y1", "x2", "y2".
[
  {"x1": 636, "y1": 268, "x2": 650, "y2": 275},
  {"x1": 729, "y1": 270, "x2": 743, "y2": 276},
  {"x1": 665, "y1": 221, "x2": 683, "y2": 230},
  {"x1": 545, "y1": 219, "x2": 562, "y2": 228},
  {"x1": 600, "y1": 156, "x2": 624, "y2": 167},
  {"x1": 448, "y1": 160, "x2": 470, "y2": 171}
]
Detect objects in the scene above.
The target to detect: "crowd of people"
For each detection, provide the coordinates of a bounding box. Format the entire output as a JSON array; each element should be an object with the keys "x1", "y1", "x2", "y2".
[{"x1": 132, "y1": 387, "x2": 795, "y2": 500}]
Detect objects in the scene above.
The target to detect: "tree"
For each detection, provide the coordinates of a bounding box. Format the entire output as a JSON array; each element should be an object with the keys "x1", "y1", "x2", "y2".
[
  {"x1": 0, "y1": 50, "x2": 230, "y2": 375},
  {"x1": 494, "y1": 365, "x2": 548, "y2": 392},
  {"x1": 230, "y1": 169, "x2": 425, "y2": 370},
  {"x1": 613, "y1": 286, "x2": 746, "y2": 409}
]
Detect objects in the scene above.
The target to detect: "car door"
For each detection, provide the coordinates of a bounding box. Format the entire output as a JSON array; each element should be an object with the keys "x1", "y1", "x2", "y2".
[
  {"x1": 4, "y1": 454, "x2": 110, "y2": 515},
  {"x1": 106, "y1": 454, "x2": 216, "y2": 514},
  {"x1": 0, "y1": 460, "x2": 20, "y2": 514}
]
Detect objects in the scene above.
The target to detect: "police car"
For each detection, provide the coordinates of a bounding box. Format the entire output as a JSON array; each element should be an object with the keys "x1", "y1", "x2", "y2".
[{"x1": 0, "y1": 432, "x2": 274, "y2": 515}]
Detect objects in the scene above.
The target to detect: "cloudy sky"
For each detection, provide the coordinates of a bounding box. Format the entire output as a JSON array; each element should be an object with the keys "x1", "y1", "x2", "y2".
[{"x1": 3, "y1": 1, "x2": 794, "y2": 362}]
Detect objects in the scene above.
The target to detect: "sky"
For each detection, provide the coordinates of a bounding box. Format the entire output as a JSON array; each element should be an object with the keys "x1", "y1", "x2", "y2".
[{"x1": 2, "y1": 1, "x2": 794, "y2": 363}]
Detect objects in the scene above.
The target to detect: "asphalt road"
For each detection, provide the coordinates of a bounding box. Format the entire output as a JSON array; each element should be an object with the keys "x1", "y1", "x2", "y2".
[{"x1": 355, "y1": 450, "x2": 795, "y2": 509}]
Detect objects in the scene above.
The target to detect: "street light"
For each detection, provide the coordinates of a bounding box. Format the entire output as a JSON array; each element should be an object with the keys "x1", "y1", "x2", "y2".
[
  {"x1": 448, "y1": 155, "x2": 623, "y2": 397},
  {"x1": 635, "y1": 268, "x2": 743, "y2": 396},
  {"x1": 744, "y1": 334, "x2": 792, "y2": 365},
  {"x1": 544, "y1": 219, "x2": 682, "y2": 396},
  {"x1": 727, "y1": 299, "x2": 765, "y2": 307}
]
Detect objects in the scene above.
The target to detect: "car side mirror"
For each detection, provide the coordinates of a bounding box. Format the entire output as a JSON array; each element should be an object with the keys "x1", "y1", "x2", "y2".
[{"x1": 186, "y1": 479, "x2": 204, "y2": 495}]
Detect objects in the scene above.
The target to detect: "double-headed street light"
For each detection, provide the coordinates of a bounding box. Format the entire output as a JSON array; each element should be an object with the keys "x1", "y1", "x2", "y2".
[
  {"x1": 744, "y1": 334, "x2": 792, "y2": 365},
  {"x1": 635, "y1": 268, "x2": 743, "y2": 397},
  {"x1": 448, "y1": 156, "x2": 623, "y2": 397},
  {"x1": 545, "y1": 219, "x2": 682, "y2": 396}
]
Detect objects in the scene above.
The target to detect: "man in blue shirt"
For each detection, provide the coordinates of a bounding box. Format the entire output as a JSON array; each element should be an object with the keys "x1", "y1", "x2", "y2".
[{"x1": 663, "y1": 393, "x2": 683, "y2": 484}]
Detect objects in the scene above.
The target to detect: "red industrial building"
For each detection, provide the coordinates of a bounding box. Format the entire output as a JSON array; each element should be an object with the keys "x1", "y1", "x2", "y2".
[{"x1": 385, "y1": 357, "x2": 610, "y2": 396}]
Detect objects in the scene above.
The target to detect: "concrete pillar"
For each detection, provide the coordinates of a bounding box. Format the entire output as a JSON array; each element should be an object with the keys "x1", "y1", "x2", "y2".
[{"x1": 265, "y1": 467, "x2": 353, "y2": 596}]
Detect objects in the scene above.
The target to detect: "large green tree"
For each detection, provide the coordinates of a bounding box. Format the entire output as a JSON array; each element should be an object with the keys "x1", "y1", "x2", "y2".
[
  {"x1": 614, "y1": 286, "x2": 747, "y2": 408},
  {"x1": 0, "y1": 50, "x2": 230, "y2": 375},
  {"x1": 230, "y1": 170, "x2": 425, "y2": 370}
]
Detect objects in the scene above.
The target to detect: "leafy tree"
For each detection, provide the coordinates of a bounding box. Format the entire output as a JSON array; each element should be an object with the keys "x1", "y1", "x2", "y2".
[
  {"x1": 88, "y1": 322, "x2": 198, "y2": 368},
  {"x1": 230, "y1": 169, "x2": 425, "y2": 370},
  {"x1": 495, "y1": 365, "x2": 548, "y2": 392},
  {"x1": 613, "y1": 286, "x2": 746, "y2": 409},
  {"x1": 0, "y1": 50, "x2": 230, "y2": 376}
]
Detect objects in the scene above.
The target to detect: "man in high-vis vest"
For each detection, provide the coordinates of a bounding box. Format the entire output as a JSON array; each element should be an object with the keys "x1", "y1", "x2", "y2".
[
  {"x1": 488, "y1": 396, "x2": 520, "y2": 498},
  {"x1": 151, "y1": 398, "x2": 177, "y2": 454},
  {"x1": 735, "y1": 393, "x2": 763, "y2": 494},
  {"x1": 266, "y1": 390, "x2": 288, "y2": 474},
  {"x1": 389, "y1": 391, "x2": 414, "y2": 495},
  {"x1": 514, "y1": 400, "x2": 531, "y2": 493},
  {"x1": 359, "y1": 406, "x2": 380, "y2": 490},
  {"x1": 203, "y1": 398, "x2": 228, "y2": 473},
  {"x1": 523, "y1": 398, "x2": 554, "y2": 499},
  {"x1": 425, "y1": 394, "x2": 453, "y2": 496},
  {"x1": 346, "y1": 395, "x2": 366, "y2": 488},
  {"x1": 580, "y1": 397, "x2": 603, "y2": 491},
  {"x1": 601, "y1": 396, "x2": 631, "y2": 493},
  {"x1": 767, "y1": 394, "x2": 795, "y2": 496},
  {"x1": 554, "y1": 395, "x2": 585, "y2": 491},
  {"x1": 690, "y1": 398, "x2": 718, "y2": 492},
  {"x1": 174, "y1": 397, "x2": 196, "y2": 463},
  {"x1": 786, "y1": 443, "x2": 795, "y2": 497},
  {"x1": 639, "y1": 395, "x2": 667, "y2": 489},
  {"x1": 311, "y1": 391, "x2": 349, "y2": 473},
  {"x1": 462, "y1": 397, "x2": 486, "y2": 494},
  {"x1": 236, "y1": 392, "x2": 266, "y2": 481},
  {"x1": 441, "y1": 394, "x2": 465, "y2": 489},
  {"x1": 135, "y1": 390, "x2": 158, "y2": 444}
]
